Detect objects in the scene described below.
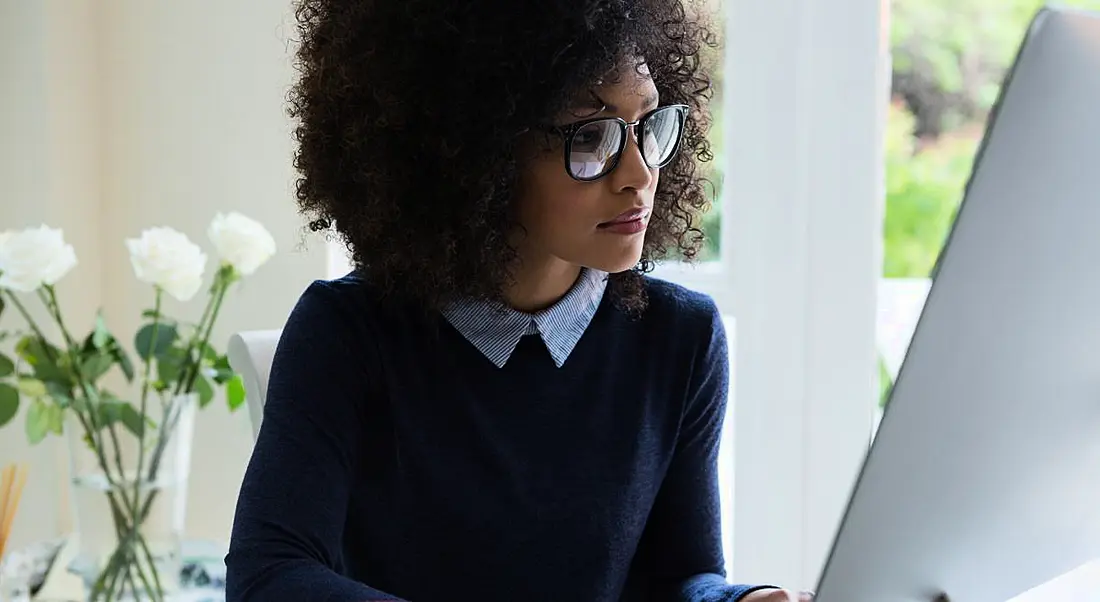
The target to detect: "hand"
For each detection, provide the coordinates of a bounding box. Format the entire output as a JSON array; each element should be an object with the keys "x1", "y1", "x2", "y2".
[{"x1": 741, "y1": 588, "x2": 814, "y2": 602}]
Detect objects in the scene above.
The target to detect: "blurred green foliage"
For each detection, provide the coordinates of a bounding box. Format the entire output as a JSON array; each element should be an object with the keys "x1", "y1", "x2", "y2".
[
  {"x1": 699, "y1": 103, "x2": 723, "y2": 262},
  {"x1": 891, "y1": 0, "x2": 1100, "y2": 136},
  {"x1": 882, "y1": 104, "x2": 978, "y2": 278},
  {"x1": 886, "y1": 0, "x2": 1100, "y2": 277}
]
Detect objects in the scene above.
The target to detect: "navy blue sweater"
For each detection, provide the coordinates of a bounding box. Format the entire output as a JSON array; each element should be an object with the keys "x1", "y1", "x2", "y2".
[{"x1": 225, "y1": 273, "x2": 772, "y2": 601}]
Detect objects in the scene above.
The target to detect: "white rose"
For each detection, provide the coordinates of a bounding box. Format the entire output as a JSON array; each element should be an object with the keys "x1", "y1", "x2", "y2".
[
  {"x1": 126, "y1": 227, "x2": 207, "y2": 302},
  {"x1": 0, "y1": 225, "x2": 78, "y2": 292},
  {"x1": 207, "y1": 212, "x2": 276, "y2": 276}
]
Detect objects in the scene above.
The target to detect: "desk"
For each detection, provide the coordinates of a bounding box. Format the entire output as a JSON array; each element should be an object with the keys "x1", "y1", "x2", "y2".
[{"x1": 2, "y1": 538, "x2": 225, "y2": 602}]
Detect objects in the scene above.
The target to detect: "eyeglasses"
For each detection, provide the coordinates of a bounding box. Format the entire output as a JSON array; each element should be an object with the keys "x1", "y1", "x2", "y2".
[{"x1": 547, "y1": 104, "x2": 689, "y2": 182}]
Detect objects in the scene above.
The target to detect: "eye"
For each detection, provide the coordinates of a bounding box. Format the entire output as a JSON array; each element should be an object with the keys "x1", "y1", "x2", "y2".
[
  {"x1": 573, "y1": 129, "x2": 601, "y2": 148},
  {"x1": 570, "y1": 120, "x2": 618, "y2": 155}
]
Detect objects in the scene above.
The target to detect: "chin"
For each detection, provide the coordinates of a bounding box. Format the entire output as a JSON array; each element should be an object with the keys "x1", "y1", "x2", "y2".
[{"x1": 584, "y1": 248, "x2": 645, "y2": 274}]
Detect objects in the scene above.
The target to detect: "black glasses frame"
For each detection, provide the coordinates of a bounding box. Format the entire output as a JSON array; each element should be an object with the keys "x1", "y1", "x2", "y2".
[{"x1": 548, "y1": 104, "x2": 689, "y2": 182}]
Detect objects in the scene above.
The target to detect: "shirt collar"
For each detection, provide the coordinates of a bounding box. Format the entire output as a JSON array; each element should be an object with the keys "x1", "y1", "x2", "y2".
[{"x1": 441, "y1": 268, "x2": 608, "y2": 368}]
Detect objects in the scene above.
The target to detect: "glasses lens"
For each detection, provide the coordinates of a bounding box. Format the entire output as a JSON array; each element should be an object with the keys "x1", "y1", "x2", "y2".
[
  {"x1": 641, "y1": 107, "x2": 685, "y2": 168},
  {"x1": 569, "y1": 120, "x2": 623, "y2": 180}
]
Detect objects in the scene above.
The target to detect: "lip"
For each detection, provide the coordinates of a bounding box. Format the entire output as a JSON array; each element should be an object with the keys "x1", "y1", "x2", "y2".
[
  {"x1": 598, "y1": 207, "x2": 650, "y2": 234},
  {"x1": 602, "y1": 207, "x2": 648, "y2": 225}
]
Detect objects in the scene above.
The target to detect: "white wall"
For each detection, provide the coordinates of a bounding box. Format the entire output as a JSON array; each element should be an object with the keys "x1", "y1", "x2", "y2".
[
  {"x1": 0, "y1": 0, "x2": 327, "y2": 550},
  {"x1": 0, "y1": 0, "x2": 105, "y2": 552}
]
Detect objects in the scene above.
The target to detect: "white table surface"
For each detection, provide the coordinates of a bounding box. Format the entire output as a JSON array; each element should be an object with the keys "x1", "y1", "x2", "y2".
[{"x1": 4, "y1": 537, "x2": 225, "y2": 602}]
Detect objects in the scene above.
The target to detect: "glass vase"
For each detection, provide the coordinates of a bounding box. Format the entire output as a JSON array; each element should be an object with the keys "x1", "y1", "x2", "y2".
[{"x1": 65, "y1": 392, "x2": 197, "y2": 602}]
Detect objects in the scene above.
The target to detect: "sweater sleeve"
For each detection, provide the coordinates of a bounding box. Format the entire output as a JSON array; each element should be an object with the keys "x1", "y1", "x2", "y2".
[
  {"x1": 644, "y1": 297, "x2": 778, "y2": 602},
  {"x1": 225, "y1": 282, "x2": 404, "y2": 602}
]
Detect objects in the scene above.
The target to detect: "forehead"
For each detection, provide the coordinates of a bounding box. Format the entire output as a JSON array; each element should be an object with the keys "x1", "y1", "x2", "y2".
[{"x1": 591, "y1": 62, "x2": 657, "y2": 104}]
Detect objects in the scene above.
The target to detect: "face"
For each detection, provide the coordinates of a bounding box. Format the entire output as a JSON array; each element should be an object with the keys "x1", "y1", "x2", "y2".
[{"x1": 512, "y1": 63, "x2": 665, "y2": 276}]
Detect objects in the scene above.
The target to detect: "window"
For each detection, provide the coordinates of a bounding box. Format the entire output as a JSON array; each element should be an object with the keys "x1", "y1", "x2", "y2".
[{"x1": 681, "y1": 0, "x2": 887, "y2": 589}]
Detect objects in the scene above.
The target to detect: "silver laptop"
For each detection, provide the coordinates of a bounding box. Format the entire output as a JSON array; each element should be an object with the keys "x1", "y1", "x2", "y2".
[{"x1": 812, "y1": 7, "x2": 1100, "y2": 601}]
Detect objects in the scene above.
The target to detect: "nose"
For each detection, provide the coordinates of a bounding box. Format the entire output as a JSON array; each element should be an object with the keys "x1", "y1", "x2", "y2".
[{"x1": 608, "y1": 125, "x2": 655, "y2": 192}]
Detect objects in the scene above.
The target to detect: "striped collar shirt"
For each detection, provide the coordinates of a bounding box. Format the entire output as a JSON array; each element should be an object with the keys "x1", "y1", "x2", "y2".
[{"x1": 441, "y1": 268, "x2": 608, "y2": 368}]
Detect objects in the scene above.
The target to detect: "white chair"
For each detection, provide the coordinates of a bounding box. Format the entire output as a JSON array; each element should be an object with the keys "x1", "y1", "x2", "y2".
[{"x1": 227, "y1": 329, "x2": 282, "y2": 441}]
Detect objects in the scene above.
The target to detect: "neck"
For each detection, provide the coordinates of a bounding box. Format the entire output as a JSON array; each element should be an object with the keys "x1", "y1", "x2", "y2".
[{"x1": 503, "y1": 258, "x2": 582, "y2": 312}]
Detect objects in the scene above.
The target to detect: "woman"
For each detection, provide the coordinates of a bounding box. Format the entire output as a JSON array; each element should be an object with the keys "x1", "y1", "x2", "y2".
[{"x1": 225, "y1": 0, "x2": 811, "y2": 600}]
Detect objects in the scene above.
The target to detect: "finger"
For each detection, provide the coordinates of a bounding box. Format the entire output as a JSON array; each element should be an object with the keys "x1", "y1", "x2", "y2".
[{"x1": 798, "y1": 592, "x2": 815, "y2": 602}]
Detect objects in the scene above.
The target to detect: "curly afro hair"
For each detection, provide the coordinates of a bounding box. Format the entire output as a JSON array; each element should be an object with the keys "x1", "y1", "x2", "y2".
[{"x1": 289, "y1": 0, "x2": 719, "y2": 312}]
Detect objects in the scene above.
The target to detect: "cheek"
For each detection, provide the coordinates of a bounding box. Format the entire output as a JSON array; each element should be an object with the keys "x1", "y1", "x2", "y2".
[{"x1": 518, "y1": 157, "x2": 595, "y2": 234}]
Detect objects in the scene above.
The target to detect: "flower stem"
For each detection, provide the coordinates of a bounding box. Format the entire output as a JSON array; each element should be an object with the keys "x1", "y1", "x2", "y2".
[
  {"x1": 136, "y1": 530, "x2": 165, "y2": 595},
  {"x1": 3, "y1": 288, "x2": 171, "y2": 601},
  {"x1": 2, "y1": 291, "x2": 56, "y2": 362},
  {"x1": 127, "y1": 270, "x2": 234, "y2": 536},
  {"x1": 132, "y1": 288, "x2": 163, "y2": 535},
  {"x1": 4, "y1": 291, "x2": 113, "y2": 479},
  {"x1": 87, "y1": 488, "x2": 166, "y2": 601},
  {"x1": 39, "y1": 288, "x2": 135, "y2": 509},
  {"x1": 24, "y1": 287, "x2": 165, "y2": 601},
  {"x1": 172, "y1": 272, "x2": 222, "y2": 397},
  {"x1": 39, "y1": 288, "x2": 109, "y2": 436},
  {"x1": 173, "y1": 266, "x2": 232, "y2": 398}
]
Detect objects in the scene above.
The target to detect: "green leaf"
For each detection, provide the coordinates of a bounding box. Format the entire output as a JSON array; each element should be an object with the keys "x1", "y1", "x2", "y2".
[
  {"x1": 80, "y1": 353, "x2": 114, "y2": 383},
  {"x1": 16, "y1": 377, "x2": 47, "y2": 398},
  {"x1": 0, "y1": 294, "x2": 5, "y2": 321},
  {"x1": 211, "y1": 354, "x2": 234, "y2": 385},
  {"x1": 226, "y1": 374, "x2": 246, "y2": 411},
  {"x1": 96, "y1": 398, "x2": 145, "y2": 438},
  {"x1": 110, "y1": 342, "x2": 135, "y2": 383},
  {"x1": 16, "y1": 336, "x2": 47, "y2": 362},
  {"x1": 156, "y1": 348, "x2": 185, "y2": 385},
  {"x1": 47, "y1": 403, "x2": 64, "y2": 435},
  {"x1": 45, "y1": 381, "x2": 76, "y2": 409},
  {"x1": 16, "y1": 336, "x2": 71, "y2": 385},
  {"x1": 879, "y1": 353, "x2": 895, "y2": 408},
  {"x1": 134, "y1": 323, "x2": 178, "y2": 361},
  {"x1": 194, "y1": 374, "x2": 214, "y2": 408},
  {"x1": 91, "y1": 313, "x2": 111, "y2": 349},
  {"x1": 0, "y1": 353, "x2": 14, "y2": 378},
  {"x1": 119, "y1": 403, "x2": 145, "y2": 438},
  {"x1": 26, "y1": 398, "x2": 50, "y2": 444},
  {"x1": 0, "y1": 383, "x2": 19, "y2": 428},
  {"x1": 96, "y1": 399, "x2": 121, "y2": 423}
]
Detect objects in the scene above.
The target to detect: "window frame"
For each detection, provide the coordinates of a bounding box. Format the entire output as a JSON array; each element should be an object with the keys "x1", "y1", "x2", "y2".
[{"x1": 650, "y1": 0, "x2": 889, "y2": 589}]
